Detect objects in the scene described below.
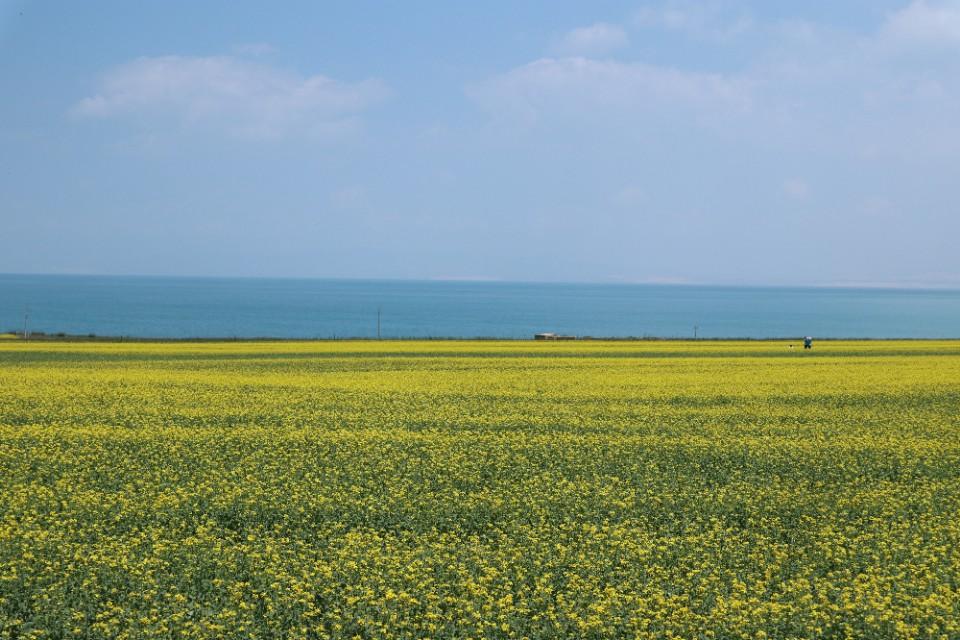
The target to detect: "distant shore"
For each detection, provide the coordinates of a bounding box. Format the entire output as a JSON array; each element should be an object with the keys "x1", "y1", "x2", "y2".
[{"x1": 3, "y1": 332, "x2": 958, "y2": 343}]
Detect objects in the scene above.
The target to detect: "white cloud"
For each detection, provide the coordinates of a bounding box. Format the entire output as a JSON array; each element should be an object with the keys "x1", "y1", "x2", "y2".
[
  {"x1": 633, "y1": 2, "x2": 753, "y2": 41},
  {"x1": 468, "y1": 57, "x2": 752, "y2": 124},
  {"x1": 470, "y1": 4, "x2": 960, "y2": 160},
  {"x1": 783, "y1": 179, "x2": 809, "y2": 199},
  {"x1": 74, "y1": 55, "x2": 387, "y2": 139},
  {"x1": 634, "y1": 4, "x2": 698, "y2": 30},
  {"x1": 555, "y1": 23, "x2": 628, "y2": 56},
  {"x1": 610, "y1": 185, "x2": 646, "y2": 207},
  {"x1": 883, "y1": 0, "x2": 960, "y2": 45}
]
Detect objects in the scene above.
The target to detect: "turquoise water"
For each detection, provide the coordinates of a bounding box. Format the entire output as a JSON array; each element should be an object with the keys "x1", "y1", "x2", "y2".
[{"x1": 1, "y1": 274, "x2": 959, "y2": 339}]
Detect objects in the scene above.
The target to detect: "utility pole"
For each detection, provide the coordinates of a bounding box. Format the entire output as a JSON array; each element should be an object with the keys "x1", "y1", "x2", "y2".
[
  {"x1": 377, "y1": 307, "x2": 382, "y2": 340},
  {"x1": 693, "y1": 324, "x2": 699, "y2": 339},
  {"x1": 22, "y1": 306, "x2": 29, "y2": 341}
]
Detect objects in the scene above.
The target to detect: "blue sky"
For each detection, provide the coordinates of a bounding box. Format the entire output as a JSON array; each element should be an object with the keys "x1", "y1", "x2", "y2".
[{"x1": 1, "y1": 1, "x2": 958, "y2": 286}]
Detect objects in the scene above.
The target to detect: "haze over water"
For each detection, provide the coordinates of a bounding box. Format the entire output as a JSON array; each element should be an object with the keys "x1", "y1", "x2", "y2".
[{"x1": 2, "y1": 274, "x2": 959, "y2": 339}]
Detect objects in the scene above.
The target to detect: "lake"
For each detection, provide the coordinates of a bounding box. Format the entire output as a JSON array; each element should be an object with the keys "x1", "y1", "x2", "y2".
[{"x1": 1, "y1": 274, "x2": 958, "y2": 339}]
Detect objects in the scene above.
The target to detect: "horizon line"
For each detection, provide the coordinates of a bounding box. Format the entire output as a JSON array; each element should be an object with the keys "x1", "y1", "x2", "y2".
[{"x1": 1, "y1": 271, "x2": 959, "y2": 293}]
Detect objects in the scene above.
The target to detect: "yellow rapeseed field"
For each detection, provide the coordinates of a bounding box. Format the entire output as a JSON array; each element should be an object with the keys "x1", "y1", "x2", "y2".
[{"x1": 1, "y1": 340, "x2": 959, "y2": 639}]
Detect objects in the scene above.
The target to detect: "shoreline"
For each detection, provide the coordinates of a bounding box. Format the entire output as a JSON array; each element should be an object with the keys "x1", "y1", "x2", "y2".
[{"x1": 3, "y1": 332, "x2": 959, "y2": 343}]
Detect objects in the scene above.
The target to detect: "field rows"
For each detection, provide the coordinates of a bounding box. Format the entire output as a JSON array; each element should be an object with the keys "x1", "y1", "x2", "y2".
[{"x1": 1, "y1": 341, "x2": 959, "y2": 638}]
